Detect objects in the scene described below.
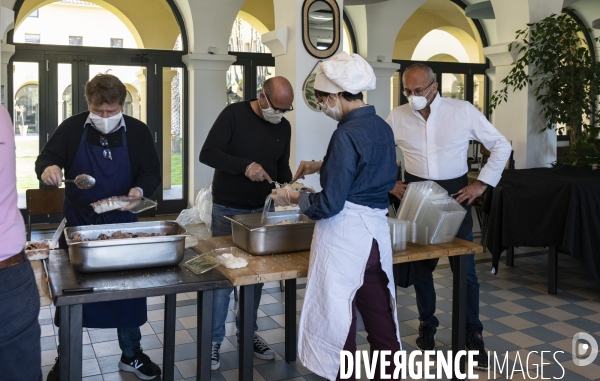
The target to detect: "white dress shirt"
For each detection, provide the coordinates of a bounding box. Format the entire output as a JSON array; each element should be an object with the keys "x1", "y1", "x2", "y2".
[{"x1": 386, "y1": 93, "x2": 511, "y2": 187}]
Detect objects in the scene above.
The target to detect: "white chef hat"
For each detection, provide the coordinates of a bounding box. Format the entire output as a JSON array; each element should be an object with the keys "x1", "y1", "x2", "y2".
[{"x1": 314, "y1": 52, "x2": 376, "y2": 95}]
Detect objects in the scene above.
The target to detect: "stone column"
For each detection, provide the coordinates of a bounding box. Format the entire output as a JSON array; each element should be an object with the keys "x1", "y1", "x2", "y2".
[
  {"x1": 0, "y1": 43, "x2": 14, "y2": 109},
  {"x1": 182, "y1": 53, "x2": 236, "y2": 205},
  {"x1": 367, "y1": 62, "x2": 400, "y2": 119},
  {"x1": 484, "y1": 0, "x2": 563, "y2": 168}
]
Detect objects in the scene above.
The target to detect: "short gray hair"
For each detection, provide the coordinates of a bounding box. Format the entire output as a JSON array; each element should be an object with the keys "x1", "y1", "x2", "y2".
[{"x1": 402, "y1": 63, "x2": 435, "y2": 84}]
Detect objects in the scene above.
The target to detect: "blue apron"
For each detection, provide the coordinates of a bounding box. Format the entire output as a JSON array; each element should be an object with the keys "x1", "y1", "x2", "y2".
[{"x1": 58, "y1": 126, "x2": 147, "y2": 328}]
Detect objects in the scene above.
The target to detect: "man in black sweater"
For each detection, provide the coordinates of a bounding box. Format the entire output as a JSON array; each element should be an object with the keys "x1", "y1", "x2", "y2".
[
  {"x1": 36, "y1": 74, "x2": 161, "y2": 381},
  {"x1": 200, "y1": 76, "x2": 294, "y2": 370}
]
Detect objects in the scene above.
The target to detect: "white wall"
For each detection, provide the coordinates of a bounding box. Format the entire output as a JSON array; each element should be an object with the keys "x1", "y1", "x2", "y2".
[{"x1": 14, "y1": 3, "x2": 137, "y2": 48}]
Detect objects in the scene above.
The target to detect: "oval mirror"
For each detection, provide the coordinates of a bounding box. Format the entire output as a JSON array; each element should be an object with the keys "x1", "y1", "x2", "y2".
[{"x1": 302, "y1": 0, "x2": 340, "y2": 59}]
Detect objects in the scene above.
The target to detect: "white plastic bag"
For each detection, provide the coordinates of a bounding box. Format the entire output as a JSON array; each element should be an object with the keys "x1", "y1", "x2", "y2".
[
  {"x1": 196, "y1": 185, "x2": 213, "y2": 232},
  {"x1": 175, "y1": 185, "x2": 212, "y2": 232}
]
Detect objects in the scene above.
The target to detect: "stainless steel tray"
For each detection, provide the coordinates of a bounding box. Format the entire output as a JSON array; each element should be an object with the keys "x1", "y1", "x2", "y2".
[
  {"x1": 225, "y1": 210, "x2": 315, "y2": 255},
  {"x1": 64, "y1": 221, "x2": 187, "y2": 273}
]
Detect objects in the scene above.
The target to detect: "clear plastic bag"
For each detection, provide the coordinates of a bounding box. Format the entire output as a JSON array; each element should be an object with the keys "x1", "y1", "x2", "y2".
[{"x1": 175, "y1": 185, "x2": 213, "y2": 232}]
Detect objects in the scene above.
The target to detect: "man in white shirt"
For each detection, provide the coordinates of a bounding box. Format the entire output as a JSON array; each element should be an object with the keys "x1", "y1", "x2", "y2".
[{"x1": 387, "y1": 63, "x2": 511, "y2": 370}]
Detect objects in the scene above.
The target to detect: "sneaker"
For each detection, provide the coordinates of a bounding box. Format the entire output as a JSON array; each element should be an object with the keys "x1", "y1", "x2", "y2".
[
  {"x1": 46, "y1": 357, "x2": 59, "y2": 381},
  {"x1": 467, "y1": 332, "x2": 489, "y2": 370},
  {"x1": 211, "y1": 341, "x2": 221, "y2": 371},
  {"x1": 416, "y1": 322, "x2": 436, "y2": 350},
  {"x1": 118, "y1": 349, "x2": 162, "y2": 380},
  {"x1": 252, "y1": 334, "x2": 275, "y2": 360}
]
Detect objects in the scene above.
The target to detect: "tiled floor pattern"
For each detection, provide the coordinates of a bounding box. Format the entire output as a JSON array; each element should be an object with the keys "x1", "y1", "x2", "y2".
[{"x1": 35, "y1": 227, "x2": 600, "y2": 381}]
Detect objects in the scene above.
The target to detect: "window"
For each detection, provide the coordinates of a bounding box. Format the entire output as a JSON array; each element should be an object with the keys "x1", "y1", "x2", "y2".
[
  {"x1": 29, "y1": 9, "x2": 39, "y2": 17},
  {"x1": 228, "y1": 18, "x2": 270, "y2": 53},
  {"x1": 24, "y1": 34, "x2": 40, "y2": 44},
  {"x1": 110, "y1": 38, "x2": 123, "y2": 48},
  {"x1": 69, "y1": 36, "x2": 83, "y2": 46}
]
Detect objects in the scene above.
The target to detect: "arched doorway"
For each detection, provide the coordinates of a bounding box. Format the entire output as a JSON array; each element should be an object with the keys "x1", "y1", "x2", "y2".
[
  {"x1": 10, "y1": 0, "x2": 188, "y2": 214},
  {"x1": 391, "y1": 0, "x2": 489, "y2": 114}
]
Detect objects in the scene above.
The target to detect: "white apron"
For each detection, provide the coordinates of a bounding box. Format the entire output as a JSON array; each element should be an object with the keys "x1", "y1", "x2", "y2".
[{"x1": 298, "y1": 201, "x2": 401, "y2": 380}]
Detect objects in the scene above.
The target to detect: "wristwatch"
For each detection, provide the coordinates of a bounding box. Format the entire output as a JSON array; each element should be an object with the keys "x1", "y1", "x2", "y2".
[{"x1": 477, "y1": 180, "x2": 489, "y2": 187}]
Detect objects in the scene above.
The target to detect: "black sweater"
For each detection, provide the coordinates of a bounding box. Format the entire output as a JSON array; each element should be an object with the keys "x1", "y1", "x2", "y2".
[
  {"x1": 35, "y1": 112, "x2": 161, "y2": 197},
  {"x1": 200, "y1": 101, "x2": 292, "y2": 208}
]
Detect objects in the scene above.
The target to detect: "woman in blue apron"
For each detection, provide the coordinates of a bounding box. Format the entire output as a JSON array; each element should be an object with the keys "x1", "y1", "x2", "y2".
[{"x1": 39, "y1": 73, "x2": 161, "y2": 381}]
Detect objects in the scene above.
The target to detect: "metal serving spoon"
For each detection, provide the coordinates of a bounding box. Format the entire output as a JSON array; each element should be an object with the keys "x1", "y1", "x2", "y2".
[{"x1": 63, "y1": 174, "x2": 96, "y2": 189}]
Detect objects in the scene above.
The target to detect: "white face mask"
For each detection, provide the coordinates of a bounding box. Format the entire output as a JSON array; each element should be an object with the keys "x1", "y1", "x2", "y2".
[
  {"x1": 90, "y1": 111, "x2": 123, "y2": 134},
  {"x1": 321, "y1": 95, "x2": 342, "y2": 121},
  {"x1": 260, "y1": 92, "x2": 284, "y2": 124},
  {"x1": 407, "y1": 85, "x2": 434, "y2": 111}
]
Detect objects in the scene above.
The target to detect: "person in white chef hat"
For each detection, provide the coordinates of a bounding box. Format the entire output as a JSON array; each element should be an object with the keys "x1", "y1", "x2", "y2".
[{"x1": 271, "y1": 52, "x2": 401, "y2": 380}]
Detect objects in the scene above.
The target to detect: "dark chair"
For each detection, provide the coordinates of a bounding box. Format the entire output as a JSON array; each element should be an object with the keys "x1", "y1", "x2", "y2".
[
  {"x1": 25, "y1": 188, "x2": 65, "y2": 241},
  {"x1": 469, "y1": 143, "x2": 514, "y2": 249}
]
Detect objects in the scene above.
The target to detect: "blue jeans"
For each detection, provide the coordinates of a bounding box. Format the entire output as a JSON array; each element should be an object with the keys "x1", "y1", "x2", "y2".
[
  {"x1": 211, "y1": 203, "x2": 269, "y2": 343},
  {"x1": 0, "y1": 257, "x2": 42, "y2": 381},
  {"x1": 413, "y1": 231, "x2": 484, "y2": 336},
  {"x1": 117, "y1": 327, "x2": 142, "y2": 358}
]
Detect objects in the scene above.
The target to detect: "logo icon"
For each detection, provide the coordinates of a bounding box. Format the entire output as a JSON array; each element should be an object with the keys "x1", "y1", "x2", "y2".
[{"x1": 572, "y1": 332, "x2": 598, "y2": 366}]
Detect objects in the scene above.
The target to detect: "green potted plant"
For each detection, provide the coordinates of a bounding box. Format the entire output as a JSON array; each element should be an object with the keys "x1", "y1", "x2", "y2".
[{"x1": 488, "y1": 10, "x2": 600, "y2": 169}]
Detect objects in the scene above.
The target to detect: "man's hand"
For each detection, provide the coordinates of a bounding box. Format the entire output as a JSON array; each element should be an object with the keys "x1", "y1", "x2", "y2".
[
  {"x1": 453, "y1": 181, "x2": 488, "y2": 205},
  {"x1": 245, "y1": 163, "x2": 273, "y2": 183},
  {"x1": 41, "y1": 165, "x2": 63, "y2": 187},
  {"x1": 120, "y1": 187, "x2": 143, "y2": 211},
  {"x1": 270, "y1": 188, "x2": 299, "y2": 207},
  {"x1": 390, "y1": 181, "x2": 407, "y2": 200},
  {"x1": 293, "y1": 160, "x2": 322, "y2": 181}
]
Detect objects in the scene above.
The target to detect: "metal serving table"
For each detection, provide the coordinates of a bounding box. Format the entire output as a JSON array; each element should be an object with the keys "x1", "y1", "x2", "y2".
[
  {"x1": 46, "y1": 248, "x2": 232, "y2": 381},
  {"x1": 194, "y1": 236, "x2": 482, "y2": 381}
]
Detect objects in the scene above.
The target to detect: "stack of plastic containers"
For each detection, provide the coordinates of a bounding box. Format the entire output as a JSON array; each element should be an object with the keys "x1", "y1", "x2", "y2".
[
  {"x1": 396, "y1": 180, "x2": 466, "y2": 245},
  {"x1": 388, "y1": 218, "x2": 409, "y2": 251},
  {"x1": 416, "y1": 197, "x2": 467, "y2": 244}
]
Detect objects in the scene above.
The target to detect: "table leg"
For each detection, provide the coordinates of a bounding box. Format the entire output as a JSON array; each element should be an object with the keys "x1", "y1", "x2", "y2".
[
  {"x1": 59, "y1": 304, "x2": 83, "y2": 381},
  {"x1": 548, "y1": 247, "x2": 558, "y2": 295},
  {"x1": 239, "y1": 285, "x2": 255, "y2": 381},
  {"x1": 59, "y1": 306, "x2": 70, "y2": 381},
  {"x1": 197, "y1": 290, "x2": 213, "y2": 381},
  {"x1": 506, "y1": 246, "x2": 514, "y2": 267},
  {"x1": 451, "y1": 256, "x2": 467, "y2": 381},
  {"x1": 284, "y1": 279, "x2": 296, "y2": 362},
  {"x1": 163, "y1": 294, "x2": 176, "y2": 381}
]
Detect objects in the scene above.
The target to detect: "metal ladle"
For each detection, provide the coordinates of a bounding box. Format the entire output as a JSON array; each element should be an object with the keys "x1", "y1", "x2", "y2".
[{"x1": 63, "y1": 174, "x2": 96, "y2": 189}]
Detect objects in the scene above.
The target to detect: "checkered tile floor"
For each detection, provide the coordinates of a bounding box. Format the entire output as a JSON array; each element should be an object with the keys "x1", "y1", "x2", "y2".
[{"x1": 34, "y1": 216, "x2": 600, "y2": 381}]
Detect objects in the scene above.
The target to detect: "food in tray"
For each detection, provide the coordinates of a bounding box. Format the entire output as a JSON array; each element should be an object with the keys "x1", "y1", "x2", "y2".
[
  {"x1": 216, "y1": 253, "x2": 248, "y2": 269},
  {"x1": 91, "y1": 196, "x2": 130, "y2": 214},
  {"x1": 71, "y1": 230, "x2": 167, "y2": 242},
  {"x1": 275, "y1": 181, "x2": 307, "y2": 190},
  {"x1": 24, "y1": 241, "x2": 50, "y2": 260}
]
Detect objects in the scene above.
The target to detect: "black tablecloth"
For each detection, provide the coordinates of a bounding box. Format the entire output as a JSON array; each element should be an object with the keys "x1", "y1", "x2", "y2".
[{"x1": 484, "y1": 167, "x2": 600, "y2": 279}]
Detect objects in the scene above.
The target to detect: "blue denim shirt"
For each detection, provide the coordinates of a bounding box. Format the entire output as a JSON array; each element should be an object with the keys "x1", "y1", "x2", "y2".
[{"x1": 299, "y1": 105, "x2": 397, "y2": 220}]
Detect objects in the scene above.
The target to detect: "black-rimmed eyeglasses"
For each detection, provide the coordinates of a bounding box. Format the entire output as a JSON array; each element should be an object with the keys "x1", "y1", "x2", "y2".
[
  {"x1": 402, "y1": 81, "x2": 434, "y2": 97},
  {"x1": 264, "y1": 92, "x2": 293, "y2": 114},
  {"x1": 99, "y1": 135, "x2": 112, "y2": 160}
]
